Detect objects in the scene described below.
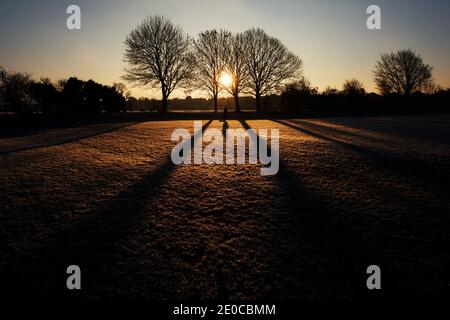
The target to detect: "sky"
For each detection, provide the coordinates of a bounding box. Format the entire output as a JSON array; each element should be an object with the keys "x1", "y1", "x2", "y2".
[{"x1": 1, "y1": 0, "x2": 449, "y2": 98}]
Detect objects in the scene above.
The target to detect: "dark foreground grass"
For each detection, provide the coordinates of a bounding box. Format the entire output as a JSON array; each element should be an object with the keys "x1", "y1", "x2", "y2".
[{"x1": 0, "y1": 115, "x2": 449, "y2": 299}]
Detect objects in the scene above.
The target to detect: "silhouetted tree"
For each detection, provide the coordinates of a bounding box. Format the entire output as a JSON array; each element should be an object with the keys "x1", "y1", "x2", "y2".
[
  {"x1": 60, "y1": 77, "x2": 85, "y2": 114},
  {"x1": 243, "y1": 28, "x2": 302, "y2": 112},
  {"x1": 113, "y1": 83, "x2": 131, "y2": 101},
  {"x1": 321, "y1": 86, "x2": 343, "y2": 110},
  {"x1": 0, "y1": 67, "x2": 34, "y2": 114},
  {"x1": 83, "y1": 80, "x2": 104, "y2": 115},
  {"x1": 192, "y1": 29, "x2": 230, "y2": 112},
  {"x1": 221, "y1": 33, "x2": 249, "y2": 112},
  {"x1": 323, "y1": 86, "x2": 339, "y2": 95},
  {"x1": 29, "y1": 78, "x2": 60, "y2": 114},
  {"x1": 373, "y1": 49, "x2": 433, "y2": 96},
  {"x1": 0, "y1": 67, "x2": 6, "y2": 111},
  {"x1": 102, "y1": 85, "x2": 126, "y2": 113},
  {"x1": 342, "y1": 79, "x2": 366, "y2": 108},
  {"x1": 280, "y1": 77, "x2": 317, "y2": 112},
  {"x1": 123, "y1": 15, "x2": 193, "y2": 112},
  {"x1": 342, "y1": 79, "x2": 365, "y2": 96}
]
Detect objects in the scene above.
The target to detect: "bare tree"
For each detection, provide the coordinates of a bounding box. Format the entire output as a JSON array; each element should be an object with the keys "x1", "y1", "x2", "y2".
[
  {"x1": 323, "y1": 86, "x2": 339, "y2": 95},
  {"x1": 221, "y1": 33, "x2": 249, "y2": 112},
  {"x1": 113, "y1": 82, "x2": 132, "y2": 101},
  {"x1": 280, "y1": 77, "x2": 317, "y2": 112},
  {"x1": 342, "y1": 79, "x2": 365, "y2": 96},
  {"x1": 0, "y1": 67, "x2": 34, "y2": 114},
  {"x1": 243, "y1": 28, "x2": 302, "y2": 111},
  {"x1": 0, "y1": 67, "x2": 5, "y2": 110},
  {"x1": 373, "y1": 49, "x2": 433, "y2": 96},
  {"x1": 123, "y1": 16, "x2": 192, "y2": 112},
  {"x1": 192, "y1": 30, "x2": 230, "y2": 112}
]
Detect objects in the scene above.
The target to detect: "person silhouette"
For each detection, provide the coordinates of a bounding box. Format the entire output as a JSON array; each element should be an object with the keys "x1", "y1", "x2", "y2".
[
  {"x1": 222, "y1": 120, "x2": 229, "y2": 136},
  {"x1": 222, "y1": 106, "x2": 228, "y2": 123}
]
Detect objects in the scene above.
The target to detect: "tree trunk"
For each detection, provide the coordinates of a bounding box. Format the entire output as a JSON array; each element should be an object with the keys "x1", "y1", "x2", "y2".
[
  {"x1": 404, "y1": 89, "x2": 412, "y2": 107},
  {"x1": 255, "y1": 92, "x2": 261, "y2": 112},
  {"x1": 234, "y1": 95, "x2": 240, "y2": 113},
  {"x1": 161, "y1": 87, "x2": 168, "y2": 113},
  {"x1": 214, "y1": 95, "x2": 218, "y2": 113},
  {"x1": 162, "y1": 96, "x2": 168, "y2": 113}
]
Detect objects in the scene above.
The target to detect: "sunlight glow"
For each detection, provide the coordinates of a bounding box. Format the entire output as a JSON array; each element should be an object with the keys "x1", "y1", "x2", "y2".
[{"x1": 219, "y1": 72, "x2": 233, "y2": 87}]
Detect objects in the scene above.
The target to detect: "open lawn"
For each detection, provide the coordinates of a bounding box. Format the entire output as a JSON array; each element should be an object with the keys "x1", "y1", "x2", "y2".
[{"x1": 0, "y1": 114, "x2": 449, "y2": 299}]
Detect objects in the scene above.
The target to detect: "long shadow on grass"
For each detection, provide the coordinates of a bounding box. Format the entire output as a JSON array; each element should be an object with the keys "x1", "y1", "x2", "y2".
[
  {"x1": 273, "y1": 119, "x2": 450, "y2": 198},
  {"x1": 2, "y1": 120, "x2": 212, "y2": 298},
  {"x1": 291, "y1": 117, "x2": 450, "y2": 147},
  {"x1": 238, "y1": 119, "x2": 376, "y2": 298},
  {"x1": 278, "y1": 119, "x2": 449, "y2": 204},
  {"x1": 0, "y1": 122, "x2": 142, "y2": 155},
  {"x1": 269, "y1": 119, "x2": 450, "y2": 297}
]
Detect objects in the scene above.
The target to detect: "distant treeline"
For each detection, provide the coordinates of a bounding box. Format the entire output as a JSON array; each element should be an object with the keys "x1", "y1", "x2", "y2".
[
  {"x1": 0, "y1": 67, "x2": 126, "y2": 116},
  {"x1": 127, "y1": 96, "x2": 260, "y2": 112},
  {"x1": 277, "y1": 79, "x2": 450, "y2": 114},
  {"x1": 1, "y1": 67, "x2": 450, "y2": 117},
  {"x1": 128, "y1": 88, "x2": 450, "y2": 114},
  {"x1": 128, "y1": 77, "x2": 450, "y2": 113}
]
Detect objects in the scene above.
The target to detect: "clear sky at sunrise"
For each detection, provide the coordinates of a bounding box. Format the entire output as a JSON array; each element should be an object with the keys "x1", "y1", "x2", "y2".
[{"x1": 1, "y1": 0, "x2": 449, "y2": 98}]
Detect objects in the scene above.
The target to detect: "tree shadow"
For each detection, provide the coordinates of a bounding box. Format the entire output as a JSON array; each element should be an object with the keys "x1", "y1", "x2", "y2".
[
  {"x1": 1, "y1": 120, "x2": 212, "y2": 298},
  {"x1": 238, "y1": 119, "x2": 375, "y2": 298},
  {"x1": 272, "y1": 119, "x2": 450, "y2": 197},
  {"x1": 0, "y1": 122, "x2": 141, "y2": 155},
  {"x1": 264, "y1": 118, "x2": 450, "y2": 297},
  {"x1": 292, "y1": 117, "x2": 450, "y2": 145},
  {"x1": 287, "y1": 119, "x2": 395, "y2": 145}
]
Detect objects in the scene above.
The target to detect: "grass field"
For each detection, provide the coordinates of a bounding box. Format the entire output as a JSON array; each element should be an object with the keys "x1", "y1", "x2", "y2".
[{"x1": 1, "y1": 114, "x2": 449, "y2": 299}]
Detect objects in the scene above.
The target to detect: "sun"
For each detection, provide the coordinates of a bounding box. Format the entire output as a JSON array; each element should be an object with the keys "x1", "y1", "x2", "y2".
[{"x1": 219, "y1": 72, "x2": 233, "y2": 87}]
